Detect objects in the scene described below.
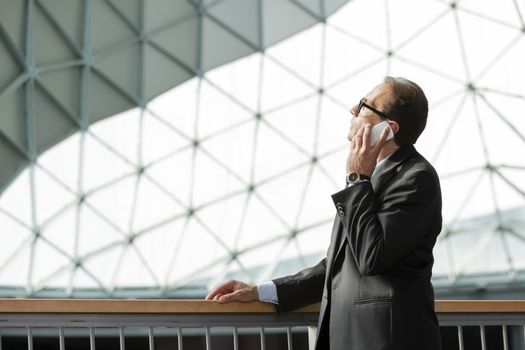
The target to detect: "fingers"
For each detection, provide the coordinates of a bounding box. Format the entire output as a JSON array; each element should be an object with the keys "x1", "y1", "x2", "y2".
[
  {"x1": 362, "y1": 124, "x2": 371, "y2": 148},
  {"x1": 217, "y1": 291, "x2": 240, "y2": 303},
  {"x1": 217, "y1": 286, "x2": 258, "y2": 303},
  {"x1": 205, "y1": 280, "x2": 234, "y2": 301},
  {"x1": 354, "y1": 126, "x2": 364, "y2": 150}
]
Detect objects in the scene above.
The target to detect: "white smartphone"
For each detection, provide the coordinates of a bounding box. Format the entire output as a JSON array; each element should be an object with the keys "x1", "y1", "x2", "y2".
[{"x1": 370, "y1": 120, "x2": 394, "y2": 146}]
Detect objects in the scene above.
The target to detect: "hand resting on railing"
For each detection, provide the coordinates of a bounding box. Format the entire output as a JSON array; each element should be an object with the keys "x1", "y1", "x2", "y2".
[{"x1": 205, "y1": 279, "x2": 259, "y2": 303}]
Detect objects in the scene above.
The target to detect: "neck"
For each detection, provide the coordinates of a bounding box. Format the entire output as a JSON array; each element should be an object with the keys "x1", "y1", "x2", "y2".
[{"x1": 377, "y1": 140, "x2": 400, "y2": 163}]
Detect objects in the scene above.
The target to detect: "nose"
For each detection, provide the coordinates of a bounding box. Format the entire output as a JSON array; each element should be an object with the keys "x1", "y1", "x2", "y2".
[{"x1": 350, "y1": 104, "x2": 359, "y2": 117}]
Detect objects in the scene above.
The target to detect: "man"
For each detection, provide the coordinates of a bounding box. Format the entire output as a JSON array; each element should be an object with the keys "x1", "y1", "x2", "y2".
[{"x1": 206, "y1": 77, "x2": 443, "y2": 350}]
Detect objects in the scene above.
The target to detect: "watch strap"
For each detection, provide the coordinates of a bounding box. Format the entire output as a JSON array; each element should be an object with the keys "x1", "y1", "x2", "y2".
[{"x1": 346, "y1": 172, "x2": 371, "y2": 185}]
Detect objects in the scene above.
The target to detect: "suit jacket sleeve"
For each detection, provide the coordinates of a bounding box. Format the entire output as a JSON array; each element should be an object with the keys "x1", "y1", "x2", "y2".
[
  {"x1": 331, "y1": 167, "x2": 440, "y2": 276},
  {"x1": 271, "y1": 258, "x2": 326, "y2": 312}
]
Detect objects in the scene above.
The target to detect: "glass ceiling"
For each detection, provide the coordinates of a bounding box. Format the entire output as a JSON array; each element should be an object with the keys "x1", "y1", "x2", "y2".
[{"x1": 1, "y1": 0, "x2": 525, "y2": 297}]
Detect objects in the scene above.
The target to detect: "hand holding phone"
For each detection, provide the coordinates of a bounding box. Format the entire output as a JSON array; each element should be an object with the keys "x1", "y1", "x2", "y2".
[{"x1": 370, "y1": 120, "x2": 394, "y2": 146}]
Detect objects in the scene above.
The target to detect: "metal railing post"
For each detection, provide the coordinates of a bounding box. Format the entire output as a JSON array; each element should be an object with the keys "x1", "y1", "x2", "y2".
[
  {"x1": 286, "y1": 326, "x2": 293, "y2": 350},
  {"x1": 502, "y1": 325, "x2": 508, "y2": 350},
  {"x1": 458, "y1": 325, "x2": 464, "y2": 350},
  {"x1": 177, "y1": 327, "x2": 183, "y2": 350},
  {"x1": 308, "y1": 326, "x2": 317, "y2": 350},
  {"x1": 260, "y1": 327, "x2": 266, "y2": 350},
  {"x1": 89, "y1": 327, "x2": 95, "y2": 350},
  {"x1": 59, "y1": 327, "x2": 65, "y2": 350},
  {"x1": 148, "y1": 327, "x2": 154, "y2": 350},
  {"x1": 480, "y1": 325, "x2": 486, "y2": 350},
  {"x1": 233, "y1": 327, "x2": 239, "y2": 350},
  {"x1": 27, "y1": 327, "x2": 33, "y2": 350},
  {"x1": 205, "y1": 327, "x2": 211, "y2": 350},
  {"x1": 119, "y1": 327, "x2": 125, "y2": 350}
]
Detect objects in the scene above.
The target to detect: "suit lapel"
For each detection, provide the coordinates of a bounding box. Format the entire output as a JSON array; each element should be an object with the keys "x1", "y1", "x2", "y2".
[
  {"x1": 371, "y1": 144, "x2": 416, "y2": 193},
  {"x1": 329, "y1": 144, "x2": 418, "y2": 271}
]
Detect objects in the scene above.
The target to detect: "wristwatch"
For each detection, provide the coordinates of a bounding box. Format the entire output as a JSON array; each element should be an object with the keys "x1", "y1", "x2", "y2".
[{"x1": 346, "y1": 172, "x2": 371, "y2": 185}]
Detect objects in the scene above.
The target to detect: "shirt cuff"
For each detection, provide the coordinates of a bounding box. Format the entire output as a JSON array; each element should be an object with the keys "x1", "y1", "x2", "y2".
[
  {"x1": 345, "y1": 178, "x2": 370, "y2": 188},
  {"x1": 257, "y1": 281, "x2": 279, "y2": 304}
]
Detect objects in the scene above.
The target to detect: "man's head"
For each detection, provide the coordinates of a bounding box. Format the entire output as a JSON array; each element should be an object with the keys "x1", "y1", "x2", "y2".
[{"x1": 348, "y1": 76, "x2": 428, "y2": 146}]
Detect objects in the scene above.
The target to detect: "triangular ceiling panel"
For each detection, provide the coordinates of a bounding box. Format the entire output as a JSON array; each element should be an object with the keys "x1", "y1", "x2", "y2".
[
  {"x1": 394, "y1": 11, "x2": 467, "y2": 82},
  {"x1": 82, "y1": 132, "x2": 136, "y2": 193},
  {"x1": 76, "y1": 204, "x2": 126, "y2": 256},
  {"x1": 141, "y1": 111, "x2": 190, "y2": 165},
  {"x1": 86, "y1": 175, "x2": 137, "y2": 235},
  {"x1": 199, "y1": 122, "x2": 255, "y2": 184},
  {"x1": 0, "y1": 89, "x2": 27, "y2": 149},
  {"x1": 145, "y1": 149, "x2": 194, "y2": 206},
  {"x1": 109, "y1": 0, "x2": 141, "y2": 31},
  {"x1": 37, "y1": 0, "x2": 85, "y2": 48},
  {"x1": 0, "y1": 210, "x2": 32, "y2": 267},
  {"x1": 33, "y1": 164, "x2": 77, "y2": 225},
  {"x1": 31, "y1": 238, "x2": 72, "y2": 287},
  {"x1": 197, "y1": 79, "x2": 254, "y2": 139},
  {"x1": 457, "y1": 0, "x2": 525, "y2": 30},
  {"x1": 259, "y1": 55, "x2": 316, "y2": 112},
  {"x1": 0, "y1": 34, "x2": 22, "y2": 92},
  {"x1": 96, "y1": 44, "x2": 141, "y2": 100},
  {"x1": 202, "y1": 16, "x2": 256, "y2": 71},
  {"x1": 0, "y1": 1, "x2": 27, "y2": 54},
  {"x1": 291, "y1": 0, "x2": 322, "y2": 18},
  {"x1": 263, "y1": 94, "x2": 319, "y2": 154},
  {"x1": 205, "y1": 53, "x2": 262, "y2": 113},
  {"x1": 149, "y1": 17, "x2": 199, "y2": 73},
  {"x1": 90, "y1": 0, "x2": 137, "y2": 54},
  {"x1": 146, "y1": 0, "x2": 196, "y2": 33},
  {"x1": 265, "y1": 23, "x2": 324, "y2": 87},
  {"x1": 88, "y1": 71, "x2": 136, "y2": 124},
  {"x1": 34, "y1": 85, "x2": 78, "y2": 153},
  {"x1": 147, "y1": 79, "x2": 198, "y2": 139},
  {"x1": 37, "y1": 133, "x2": 80, "y2": 192},
  {"x1": 191, "y1": 147, "x2": 247, "y2": 207},
  {"x1": 207, "y1": 0, "x2": 260, "y2": 48},
  {"x1": 0, "y1": 168, "x2": 32, "y2": 227},
  {"x1": 38, "y1": 68, "x2": 82, "y2": 121},
  {"x1": 262, "y1": 0, "x2": 318, "y2": 47},
  {"x1": 144, "y1": 44, "x2": 194, "y2": 101},
  {"x1": 0, "y1": 242, "x2": 30, "y2": 286},
  {"x1": 34, "y1": 5, "x2": 79, "y2": 66},
  {"x1": 131, "y1": 175, "x2": 187, "y2": 233},
  {"x1": 235, "y1": 194, "x2": 291, "y2": 251},
  {"x1": 89, "y1": 108, "x2": 140, "y2": 166}
]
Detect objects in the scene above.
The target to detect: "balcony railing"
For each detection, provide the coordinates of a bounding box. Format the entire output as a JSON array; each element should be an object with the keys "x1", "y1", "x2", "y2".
[{"x1": 0, "y1": 299, "x2": 524, "y2": 350}]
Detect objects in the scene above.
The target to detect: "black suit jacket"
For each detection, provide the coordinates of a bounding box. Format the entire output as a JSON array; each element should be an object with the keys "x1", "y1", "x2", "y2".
[{"x1": 273, "y1": 144, "x2": 443, "y2": 350}]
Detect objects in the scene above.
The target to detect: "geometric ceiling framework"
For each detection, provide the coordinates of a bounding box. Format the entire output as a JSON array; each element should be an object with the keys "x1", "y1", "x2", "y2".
[
  {"x1": 0, "y1": 0, "x2": 349, "y2": 193},
  {"x1": 0, "y1": 0, "x2": 524, "y2": 298},
  {"x1": 0, "y1": 0, "x2": 349, "y2": 297}
]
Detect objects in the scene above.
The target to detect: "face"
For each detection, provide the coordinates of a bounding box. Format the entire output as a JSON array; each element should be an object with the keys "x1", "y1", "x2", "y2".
[{"x1": 347, "y1": 83, "x2": 394, "y2": 142}]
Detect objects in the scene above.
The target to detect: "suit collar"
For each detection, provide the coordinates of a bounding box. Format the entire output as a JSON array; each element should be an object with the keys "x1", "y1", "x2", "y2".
[{"x1": 371, "y1": 144, "x2": 417, "y2": 191}]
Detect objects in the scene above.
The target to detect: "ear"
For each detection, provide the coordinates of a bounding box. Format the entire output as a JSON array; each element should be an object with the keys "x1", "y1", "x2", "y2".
[{"x1": 388, "y1": 120, "x2": 400, "y2": 134}]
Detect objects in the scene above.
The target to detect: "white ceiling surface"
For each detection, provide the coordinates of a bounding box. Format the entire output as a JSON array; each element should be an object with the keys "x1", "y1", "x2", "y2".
[{"x1": 0, "y1": 0, "x2": 525, "y2": 297}]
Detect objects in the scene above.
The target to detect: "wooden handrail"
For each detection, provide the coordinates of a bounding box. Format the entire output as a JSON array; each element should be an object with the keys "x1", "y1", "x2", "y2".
[{"x1": 0, "y1": 299, "x2": 524, "y2": 314}]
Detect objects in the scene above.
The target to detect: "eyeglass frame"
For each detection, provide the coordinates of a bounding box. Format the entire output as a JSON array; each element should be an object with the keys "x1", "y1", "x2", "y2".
[{"x1": 357, "y1": 98, "x2": 389, "y2": 120}]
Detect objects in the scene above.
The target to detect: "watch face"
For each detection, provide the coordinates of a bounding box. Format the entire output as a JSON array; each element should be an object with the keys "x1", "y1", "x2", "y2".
[{"x1": 348, "y1": 172, "x2": 359, "y2": 182}]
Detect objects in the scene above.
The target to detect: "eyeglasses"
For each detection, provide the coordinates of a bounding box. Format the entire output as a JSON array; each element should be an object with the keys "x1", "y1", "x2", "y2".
[{"x1": 357, "y1": 98, "x2": 388, "y2": 120}]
